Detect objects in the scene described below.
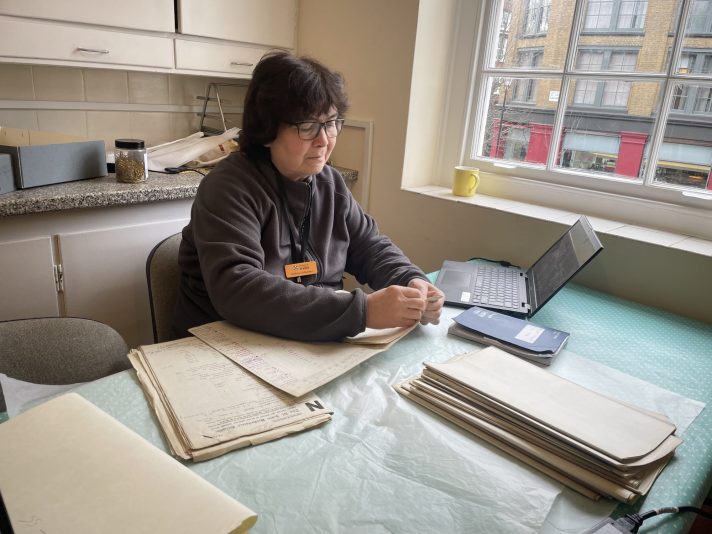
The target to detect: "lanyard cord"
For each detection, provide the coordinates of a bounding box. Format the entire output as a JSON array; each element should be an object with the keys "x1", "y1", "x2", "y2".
[{"x1": 276, "y1": 176, "x2": 312, "y2": 265}]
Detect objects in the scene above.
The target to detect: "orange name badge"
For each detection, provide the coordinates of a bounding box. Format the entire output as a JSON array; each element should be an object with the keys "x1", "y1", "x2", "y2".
[{"x1": 284, "y1": 261, "x2": 318, "y2": 279}]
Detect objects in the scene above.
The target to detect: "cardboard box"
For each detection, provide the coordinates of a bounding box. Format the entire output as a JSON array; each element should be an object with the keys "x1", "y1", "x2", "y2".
[
  {"x1": 0, "y1": 153, "x2": 13, "y2": 195},
  {"x1": 0, "y1": 127, "x2": 108, "y2": 189}
]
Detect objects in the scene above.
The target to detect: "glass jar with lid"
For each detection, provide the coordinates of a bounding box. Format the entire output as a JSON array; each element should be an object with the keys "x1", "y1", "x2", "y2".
[{"x1": 114, "y1": 139, "x2": 148, "y2": 183}]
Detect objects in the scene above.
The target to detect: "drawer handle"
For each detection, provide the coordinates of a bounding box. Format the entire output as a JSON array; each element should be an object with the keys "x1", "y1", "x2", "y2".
[
  {"x1": 76, "y1": 47, "x2": 110, "y2": 54},
  {"x1": 230, "y1": 61, "x2": 254, "y2": 67}
]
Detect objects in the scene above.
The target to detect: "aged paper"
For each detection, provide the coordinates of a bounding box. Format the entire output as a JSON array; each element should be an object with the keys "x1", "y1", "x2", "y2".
[
  {"x1": 0, "y1": 393, "x2": 257, "y2": 534},
  {"x1": 345, "y1": 324, "x2": 417, "y2": 346},
  {"x1": 425, "y1": 347, "x2": 676, "y2": 462},
  {"x1": 130, "y1": 336, "x2": 332, "y2": 461},
  {"x1": 189, "y1": 321, "x2": 412, "y2": 397}
]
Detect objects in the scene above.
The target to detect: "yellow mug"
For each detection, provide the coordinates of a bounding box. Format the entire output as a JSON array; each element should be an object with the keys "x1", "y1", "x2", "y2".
[{"x1": 452, "y1": 166, "x2": 480, "y2": 197}]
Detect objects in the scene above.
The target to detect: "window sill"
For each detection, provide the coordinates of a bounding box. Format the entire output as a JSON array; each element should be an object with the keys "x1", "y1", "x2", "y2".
[{"x1": 404, "y1": 185, "x2": 712, "y2": 258}]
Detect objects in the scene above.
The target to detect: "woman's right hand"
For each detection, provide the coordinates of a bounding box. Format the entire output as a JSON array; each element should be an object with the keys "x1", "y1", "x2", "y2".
[{"x1": 365, "y1": 285, "x2": 426, "y2": 329}]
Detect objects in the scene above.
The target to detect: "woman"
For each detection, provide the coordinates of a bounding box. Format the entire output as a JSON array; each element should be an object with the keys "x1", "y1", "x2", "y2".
[{"x1": 173, "y1": 51, "x2": 443, "y2": 341}]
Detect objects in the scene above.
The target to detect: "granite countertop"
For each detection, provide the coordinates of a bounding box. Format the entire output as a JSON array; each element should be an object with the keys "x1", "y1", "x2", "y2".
[{"x1": 0, "y1": 167, "x2": 357, "y2": 217}]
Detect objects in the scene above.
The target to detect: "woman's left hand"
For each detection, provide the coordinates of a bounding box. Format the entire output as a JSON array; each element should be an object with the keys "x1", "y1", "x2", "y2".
[{"x1": 407, "y1": 278, "x2": 445, "y2": 325}]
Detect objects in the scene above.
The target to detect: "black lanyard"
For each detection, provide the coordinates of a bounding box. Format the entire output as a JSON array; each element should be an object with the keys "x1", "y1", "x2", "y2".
[{"x1": 276, "y1": 176, "x2": 312, "y2": 265}]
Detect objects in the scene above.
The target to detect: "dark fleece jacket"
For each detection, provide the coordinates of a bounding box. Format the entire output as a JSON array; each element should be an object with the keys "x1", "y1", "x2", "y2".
[{"x1": 173, "y1": 152, "x2": 426, "y2": 341}]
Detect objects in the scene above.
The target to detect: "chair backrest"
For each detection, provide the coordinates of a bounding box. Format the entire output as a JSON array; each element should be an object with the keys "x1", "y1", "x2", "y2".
[
  {"x1": 0, "y1": 317, "x2": 130, "y2": 412},
  {"x1": 146, "y1": 232, "x2": 182, "y2": 343}
]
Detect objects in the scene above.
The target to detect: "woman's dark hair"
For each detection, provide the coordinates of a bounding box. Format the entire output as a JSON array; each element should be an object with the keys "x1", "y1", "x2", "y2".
[{"x1": 238, "y1": 51, "x2": 350, "y2": 160}]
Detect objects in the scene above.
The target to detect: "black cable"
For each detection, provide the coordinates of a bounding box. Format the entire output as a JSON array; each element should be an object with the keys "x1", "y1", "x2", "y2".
[{"x1": 585, "y1": 505, "x2": 711, "y2": 533}]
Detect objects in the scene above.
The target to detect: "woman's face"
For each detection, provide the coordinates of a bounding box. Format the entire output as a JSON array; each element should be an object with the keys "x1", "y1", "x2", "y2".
[{"x1": 268, "y1": 108, "x2": 338, "y2": 181}]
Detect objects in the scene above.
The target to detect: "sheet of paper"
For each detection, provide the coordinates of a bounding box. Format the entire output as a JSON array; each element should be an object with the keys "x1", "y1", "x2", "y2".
[
  {"x1": 189, "y1": 321, "x2": 395, "y2": 397},
  {"x1": 345, "y1": 324, "x2": 417, "y2": 346},
  {"x1": 0, "y1": 373, "x2": 84, "y2": 417},
  {"x1": 0, "y1": 393, "x2": 257, "y2": 534},
  {"x1": 131, "y1": 337, "x2": 332, "y2": 460}
]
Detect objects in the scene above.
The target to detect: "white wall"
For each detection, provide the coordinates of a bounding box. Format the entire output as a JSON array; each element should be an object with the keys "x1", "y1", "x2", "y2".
[{"x1": 297, "y1": 0, "x2": 712, "y2": 324}]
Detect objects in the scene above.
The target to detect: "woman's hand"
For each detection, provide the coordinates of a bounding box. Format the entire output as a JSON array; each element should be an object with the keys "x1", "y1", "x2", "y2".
[
  {"x1": 406, "y1": 278, "x2": 445, "y2": 325},
  {"x1": 365, "y1": 285, "x2": 426, "y2": 329}
]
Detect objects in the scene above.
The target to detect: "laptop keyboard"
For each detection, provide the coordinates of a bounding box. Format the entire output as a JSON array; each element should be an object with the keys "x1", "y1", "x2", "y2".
[{"x1": 472, "y1": 267, "x2": 520, "y2": 309}]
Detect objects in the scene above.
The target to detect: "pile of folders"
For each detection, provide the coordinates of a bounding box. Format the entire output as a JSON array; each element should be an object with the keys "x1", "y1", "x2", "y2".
[{"x1": 394, "y1": 346, "x2": 681, "y2": 503}]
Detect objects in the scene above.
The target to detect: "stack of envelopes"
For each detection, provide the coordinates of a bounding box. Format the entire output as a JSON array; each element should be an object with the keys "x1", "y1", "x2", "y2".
[{"x1": 394, "y1": 346, "x2": 681, "y2": 503}]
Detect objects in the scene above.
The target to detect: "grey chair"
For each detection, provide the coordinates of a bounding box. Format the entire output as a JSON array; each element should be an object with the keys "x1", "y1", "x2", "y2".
[
  {"x1": 0, "y1": 317, "x2": 130, "y2": 412},
  {"x1": 146, "y1": 232, "x2": 182, "y2": 343}
]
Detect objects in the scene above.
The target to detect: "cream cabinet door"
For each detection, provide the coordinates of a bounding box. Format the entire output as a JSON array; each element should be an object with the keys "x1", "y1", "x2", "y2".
[
  {"x1": 0, "y1": 17, "x2": 174, "y2": 69},
  {"x1": 0, "y1": 236, "x2": 60, "y2": 321},
  {"x1": 0, "y1": 0, "x2": 174, "y2": 32},
  {"x1": 57, "y1": 219, "x2": 187, "y2": 350},
  {"x1": 177, "y1": 0, "x2": 296, "y2": 49}
]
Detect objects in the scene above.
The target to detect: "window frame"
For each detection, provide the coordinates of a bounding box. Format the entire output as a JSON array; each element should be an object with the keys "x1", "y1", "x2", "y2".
[
  {"x1": 582, "y1": 0, "x2": 648, "y2": 34},
  {"x1": 420, "y1": 0, "x2": 712, "y2": 240}
]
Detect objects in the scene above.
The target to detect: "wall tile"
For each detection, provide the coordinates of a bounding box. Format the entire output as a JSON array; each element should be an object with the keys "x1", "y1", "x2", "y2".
[
  {"x1": 87, "y1": 111, "x2": 132, "y2": 151},
  {"x1": 36, "y1": 110, "x2": 87, "y2": 136},
  {"x1": 128, "y1": 72, "x2": 169, "y2": 104},
  {"x1": 0, "y1": 64, "x2": 35, "y2": 100},
  {"x1": 169, "y1": 75, "x2": 209, "y2": 106},
  {"x1": 0, "y1": 109, "x2": 39, "y2": 130},
  {"x1": 129, "y1": 112, "x2": 172, "y2": 146},
  {"x1": 170, "y1": 112, "x2": 200, "y2": 139},
  {"x1": 84, "y1": 69, "x2": 129, "y2": 103},
  {"x1": 33, "y1": 66, "x2": 85, "y2": 101}
]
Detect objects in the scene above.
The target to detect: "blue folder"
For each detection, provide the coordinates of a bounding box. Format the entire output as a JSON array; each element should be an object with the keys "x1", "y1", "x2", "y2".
[{"x1": 451, "y1": 306, "x2": 569, "y2": 356}]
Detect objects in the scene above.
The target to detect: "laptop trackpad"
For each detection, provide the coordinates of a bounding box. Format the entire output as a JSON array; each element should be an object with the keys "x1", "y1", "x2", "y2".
[{"x1": 440, "y1": 269, "x2": 472, "y2": 287}]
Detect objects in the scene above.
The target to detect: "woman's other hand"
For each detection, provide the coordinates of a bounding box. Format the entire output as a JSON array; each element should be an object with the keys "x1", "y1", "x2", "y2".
[
  {"x1": 406, "y1": 278, "x2": 445, "y2": 325},
  {"x1": 365, "y1": 285, "x2": 426, "y2": 329}
]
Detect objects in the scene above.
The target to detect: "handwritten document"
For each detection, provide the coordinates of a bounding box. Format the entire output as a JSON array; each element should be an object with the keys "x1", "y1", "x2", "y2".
[
  {"x1": 130, "y1": 337, "x2": 332, "y2": 461},
  {"x1": 189, "y1": 322, "x2": 416, "y2": 397}
]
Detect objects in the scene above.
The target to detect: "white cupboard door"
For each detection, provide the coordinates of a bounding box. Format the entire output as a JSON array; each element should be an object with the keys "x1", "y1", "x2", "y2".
[
  {"x1": 177, "y1": 0, "x2": 296, "y2": 49},
  {"x1": 57, "y1": 219, "x2": 187, "y2": 349},
  {"x1": 0, "y1": 17, "x2": 174, "y2": 69},
  {"x1": 0, "y1": 0, "x2": 175, "y2": 33},
  {"x1": 0, "y1": 236, "x2": 59, "y2": 321}
]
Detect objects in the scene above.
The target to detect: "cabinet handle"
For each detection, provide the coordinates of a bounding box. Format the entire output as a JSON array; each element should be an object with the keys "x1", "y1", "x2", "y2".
[
  {"x1": 76, "y1": 47, "x2": 110, "y2": 54},
  {"x1": 230, "y1": 61, "x2": 254, "y2": 67}
]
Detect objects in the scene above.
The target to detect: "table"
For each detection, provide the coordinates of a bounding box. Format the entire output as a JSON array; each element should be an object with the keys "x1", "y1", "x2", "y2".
[{"x1": 73, "y1": 283, "x2": 712, "y2": 534}]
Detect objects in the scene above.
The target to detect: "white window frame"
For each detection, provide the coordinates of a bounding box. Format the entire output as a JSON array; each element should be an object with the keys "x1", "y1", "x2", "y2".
[{"x1": 429, "y1": 0, "x2": 712, "y2": 240}]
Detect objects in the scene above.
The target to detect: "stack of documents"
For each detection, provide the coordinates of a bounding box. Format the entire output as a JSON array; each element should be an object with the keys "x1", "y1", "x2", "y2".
[
  {"x1": 130, "y1": 321, "x2": 416, "y2": 461},
  {"x1": 129, "y1": 336, "x2": 333, "y2": 462},
  {"x1": 0, "y1": 393, "x2": 257, "y2": 533},
  {"x1": 394, "y1": 347, "x2": 682, "y2": 503},
  {"x1": 448, "y1": 306, "x2": 569, "y2": 365}
]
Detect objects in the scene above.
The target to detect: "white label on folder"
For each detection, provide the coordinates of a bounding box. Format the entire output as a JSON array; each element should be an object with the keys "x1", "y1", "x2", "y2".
[
  {"x1": 460, "y1": 291, "x2": 471, "y2": 302},
  {"x1": 515, "y1": 324, "x2": 544, "y2": 344}
]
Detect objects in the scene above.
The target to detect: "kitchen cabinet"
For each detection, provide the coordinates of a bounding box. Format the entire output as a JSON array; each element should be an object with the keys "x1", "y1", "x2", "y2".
[
  {"x1": 0, "y1": 0, "x2": 175, "y2": 32},
  {"x1": 0, "y1": 200, "x2": 191, "y2": 349},
  {"x1": 0, "y1": 16, "x2": 174, "y2": 70},
  {"x1": 177, "y1": 0, "x2": 297, "y2": 49},
  {"x1": 0, "y1": 0, "x2": 296, "y2": 76},
  {"x1": 0, "y1": 236, "x2": 59, "y2": 320}
]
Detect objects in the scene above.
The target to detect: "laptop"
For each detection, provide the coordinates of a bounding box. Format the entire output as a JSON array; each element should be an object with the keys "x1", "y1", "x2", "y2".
[{"x1": 434, "y1": 216, "x2": 603, "y2": 318}]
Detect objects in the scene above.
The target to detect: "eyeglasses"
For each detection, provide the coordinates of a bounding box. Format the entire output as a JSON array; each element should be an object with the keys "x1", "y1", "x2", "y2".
[{"x1": 288, "y1": 118, "x2": 345, "y2": 140}]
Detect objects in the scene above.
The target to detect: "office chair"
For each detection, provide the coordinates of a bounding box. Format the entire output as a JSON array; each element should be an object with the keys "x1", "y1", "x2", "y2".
[
  {"x1": 0, "y1": 317, "x2": 130, "y2": 413},
  {"x1": 146, "y1": 232, "x2": 182, "y2": 343}
]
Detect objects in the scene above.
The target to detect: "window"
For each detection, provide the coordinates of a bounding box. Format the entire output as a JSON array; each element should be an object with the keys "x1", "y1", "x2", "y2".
[
  {"x1": 404, "y1": 0, "x2": 712, "y2": 242},
  {"x1": 671, "y1": 50, "x2": 712, "y2": 114},
  {"x1": 584, "y1": 0, "x2": 648, "y2": 32},
  {"x1": 573, "y1": 49, "x2": 638, "y2": 107},
  {"x1": 463, "y1": 0, "x2": 712, "y2": 201},
  {"x1": 522, "y1": 0, "x2": 551, "y2": 36},
  {"x1": 512, "y1": 49, "x2": 544, "y2": 102},
  {"x1": 688, "y1": 0, "x2": 712, "y2": 34}
]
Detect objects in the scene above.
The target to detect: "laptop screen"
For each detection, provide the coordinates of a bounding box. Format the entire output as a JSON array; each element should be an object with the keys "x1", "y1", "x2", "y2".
[{"x1": 527, "y1": 217, "x2": 603, "y2": 314}]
